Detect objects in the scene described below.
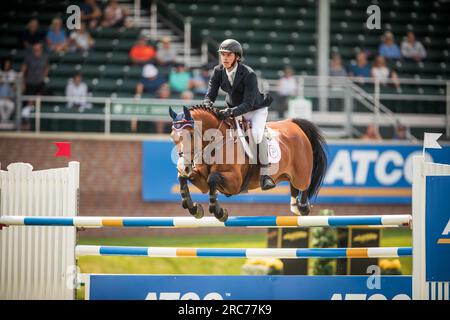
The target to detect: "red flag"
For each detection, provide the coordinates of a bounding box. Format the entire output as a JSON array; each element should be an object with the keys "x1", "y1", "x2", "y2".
[{"x1": 54, "y1": 142, "x2": 71, "y2": 159}]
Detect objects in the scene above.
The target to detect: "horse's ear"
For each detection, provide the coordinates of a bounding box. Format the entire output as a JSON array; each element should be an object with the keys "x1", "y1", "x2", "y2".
[
  {"x1": 169, "y1": 106, "x2": 177, "y2": 120},
  {"x1": 183, "y1": 106, "x2": 192, "y2": 120}
]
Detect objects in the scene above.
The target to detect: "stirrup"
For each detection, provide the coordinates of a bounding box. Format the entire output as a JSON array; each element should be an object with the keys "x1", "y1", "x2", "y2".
[{"x1": 260, "y1": 175, "x2": 276, "y2": 190}]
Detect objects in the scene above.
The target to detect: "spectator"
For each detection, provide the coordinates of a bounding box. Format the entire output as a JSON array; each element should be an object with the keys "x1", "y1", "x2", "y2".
[
  {"x1": 0, "y1": 57, "x2": 18, "y2": 84},
  {"x1": 156, "y1": 36, "x2": 177, "y2": 66},
  {"x1": 329, "y1": 54, "x2": 347, "y2": 110},
  {"x1": 348, "y1": 52, "x2": 371, "y2": 83},
  {"x1": 190, "y1": 65, "x2": 210, "y2": 95},
  {"x1": 169, "y1": 63, "x2": 192, "y2": 94},
  {"x1": 80, "y1": 0, "x2": 102, "y2": 29},
  {"x1": 69, "y1": 23, "x2": 94, "y2": 52},
  {"x1": 371, "y1": 56, "x2": 400, "y2": 90},
  {"x1": 361, "y1": 124, "x2": 382, "y2": 141},
  {"x1": 330, "y1": 53, "x2": 347, "y2": 77},
  {"x1": 102, "y1": 0, "x2": 129, "y2": 28},
  {"x1": 401, "y1": 31, "x2": 427, "y2": 63},
  {"x1": 181, "y1": 90, "x2": 194, "y2": 101},
  {"x1": 19, "y1": 19, "x2": 45, "y2": 49},
  {"x1": 21, "y1": 43, "x2": 49, "y2": 95},
  {"x1": 46, "y1": 18, "x2": 68, "y2": 53},
  {"x1": 157, "y1": 83, "x2": 171, "y2": 99},
  {"x1": 65, "y1": 73, "x2": 90, "y2": 110},
  {"x1": 378, "y1": 31, "x2": 401, "y2": 61},
  {"x1": 129, "y1": 37, "x2": 156, "y2": 65},
  {"x1": 135, "y1": 64, "x2": 167, "y2": 97},
  {"x1": 0, "y1": 58, "x2": 17, "y2": 123},
  {"x1": 276, "y1": 66, "x2": 297, "y2": 118},
  {"x1": 393, "y1": 123, "x2": 408, "y2": 140}
]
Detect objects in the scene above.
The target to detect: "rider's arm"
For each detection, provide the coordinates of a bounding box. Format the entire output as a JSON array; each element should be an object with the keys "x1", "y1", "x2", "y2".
[
  {"x1": 203, "y1": 67, "x2": 220, "y2": 106},
  {"x1": 231, "y1": 72, "x2": 257, "y2": 117}
]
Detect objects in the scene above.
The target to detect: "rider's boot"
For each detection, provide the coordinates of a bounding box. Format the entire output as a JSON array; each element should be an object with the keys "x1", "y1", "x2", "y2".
[{"x1": 258, "y1": 137, "x2": 276, "y2": 190}]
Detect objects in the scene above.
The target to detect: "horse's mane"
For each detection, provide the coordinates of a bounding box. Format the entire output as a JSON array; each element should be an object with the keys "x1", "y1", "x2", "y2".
[{"x1": 188, "y1": 104, "x2": 220, "y2": 119}]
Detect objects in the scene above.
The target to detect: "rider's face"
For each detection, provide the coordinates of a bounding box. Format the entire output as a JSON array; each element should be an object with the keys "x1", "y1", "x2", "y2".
[{"x1": 220, "y1": 52, "x2": 237, "y2": 69}]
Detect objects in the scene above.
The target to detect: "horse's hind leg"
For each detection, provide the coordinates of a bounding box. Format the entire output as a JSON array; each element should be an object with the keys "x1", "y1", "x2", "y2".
[
  {"x1": 179, "y1": 176, "x2": 204, "y2": 219},
  {"x1": 290, "y1": 184, "x2": 311, "y2": 216},
  {"x1": 299, "y1": 191, "x2": 311, "y2": 216},
  {"x1": 207, "y1": 172, "x2": 228, "y2": 222}
]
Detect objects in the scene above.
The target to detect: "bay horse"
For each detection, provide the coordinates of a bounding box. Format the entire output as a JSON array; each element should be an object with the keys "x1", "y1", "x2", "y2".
[{"x1": 169, "y1": 105, "x2": 327, "y2": 222}]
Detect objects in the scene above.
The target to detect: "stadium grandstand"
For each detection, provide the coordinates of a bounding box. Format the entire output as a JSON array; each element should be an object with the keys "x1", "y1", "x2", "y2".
[{"x1": 0, "y1": 0, "x2": 449, "y2": 139}]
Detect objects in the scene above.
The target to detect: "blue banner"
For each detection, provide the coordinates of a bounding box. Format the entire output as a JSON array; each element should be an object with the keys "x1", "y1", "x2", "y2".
[
  {"x1": 142, "y1": 140, "x2": 450, "y2": 204},
  {"x1": 426, "y1": 176, "x2": 450, "y2": 282},
  {"x1": 88, "y1": 275, "x2": 411, "y2": 300}
]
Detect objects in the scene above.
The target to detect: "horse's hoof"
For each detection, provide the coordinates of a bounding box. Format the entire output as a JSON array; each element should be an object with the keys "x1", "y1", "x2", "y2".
[
  {"x1": 193, "y1": 203, "x2": 204, "y2": 219},
  {"x1": 299, "y1": 204, "x2": 311, "y2": 216},
  {"x1": 209, "y1": 204, "x2": 216, "y2": 215},
  {"x1": 215, "y1": 208, "x2": 228, "y2": 222}
]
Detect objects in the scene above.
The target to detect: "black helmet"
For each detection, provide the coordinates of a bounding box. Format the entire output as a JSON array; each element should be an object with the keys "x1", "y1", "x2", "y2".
[{"x1": 218, "y1": 39, "x2": 243, "y2": 59}]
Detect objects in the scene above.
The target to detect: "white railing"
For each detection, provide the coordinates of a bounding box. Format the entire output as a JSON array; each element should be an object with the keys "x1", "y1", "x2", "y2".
[
  {"x1": 265, "y1": 75, "x2": 450, "y2": 139},
  {"x1": 19, "y1": 95, "x2": 226, "y2": 134}
]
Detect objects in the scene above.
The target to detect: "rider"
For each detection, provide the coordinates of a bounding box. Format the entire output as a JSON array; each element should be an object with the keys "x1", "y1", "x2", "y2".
[{"x1": 203, "y1": 39, "x2": 276, "y2": 190}]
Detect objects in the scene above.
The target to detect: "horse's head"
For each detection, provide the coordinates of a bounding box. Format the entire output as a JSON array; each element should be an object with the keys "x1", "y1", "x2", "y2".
[
  {"x1": 169, "y1": 104, "x2": 227, "y2": 177},
  {"x1": 169, "y1": 106, "x2": 197, "y2": 177}
]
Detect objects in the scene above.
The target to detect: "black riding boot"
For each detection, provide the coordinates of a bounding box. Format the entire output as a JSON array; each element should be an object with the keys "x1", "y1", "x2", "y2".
[{"x1": 258, "y1": 138, "x2": 276, "y2": 190}]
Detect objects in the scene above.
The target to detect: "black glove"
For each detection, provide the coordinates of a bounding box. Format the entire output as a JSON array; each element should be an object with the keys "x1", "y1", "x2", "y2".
[{"x1": 218, "y1": 108, "x2": 233, "y2": 120}]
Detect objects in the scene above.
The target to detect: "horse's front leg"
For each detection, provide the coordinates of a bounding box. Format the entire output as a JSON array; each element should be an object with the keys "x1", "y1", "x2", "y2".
[
  {"x1": 207, "y1": 172, "x2": 228, "y2": 222},
  {"x1": 178, "y1": 175, "x2": 204, "y2": 219}
]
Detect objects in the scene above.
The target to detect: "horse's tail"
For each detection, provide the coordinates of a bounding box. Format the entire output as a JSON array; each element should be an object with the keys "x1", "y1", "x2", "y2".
[{"x1": 290, "y1": 118, "x2": 328, "y2": 200}]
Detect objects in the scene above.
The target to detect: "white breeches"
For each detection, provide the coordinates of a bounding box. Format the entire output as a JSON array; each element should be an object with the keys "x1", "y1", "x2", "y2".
[{"x1": 244, "y1": 107, "x2": 268, "y2": 144}]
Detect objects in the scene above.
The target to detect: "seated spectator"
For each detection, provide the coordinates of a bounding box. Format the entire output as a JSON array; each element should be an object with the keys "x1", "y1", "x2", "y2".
[
  {"x1": 102, "y1": 0, "x2": 129, "y2": 28},
  {"x1": 393, "y1": 123, "x2": 408, "y2": 140},
  {"x1": 276, "y1": 66, "x2": 297, "y2": 118},
  {"x1": 190, "y1": 65, "x2": 210, "y2": 95},
  {"x1": 169, "y1": 63, "x2": 192, "y2": 94},
  {"x1": 157, "y1": 83, "x2": 171, "y2": 99},
  {"x1": 348, "y1": 52, "x2": 371, "y2": 83},
  {"x1": 181, "y1": 90, "x2": 194, "y2": 101},
  {"x1": 80, "y1": 0, "x2": 102, "y2": 29},
  {"x1": 378, "y1": 31, "x2": 401, "y2": 61},
  {"x1": 46, "y1": 18, "x2": 68, "y2": 53},
  {"x1": 401, "y1": 31, "x2": 426, "y2": 63},
  {"x1": 0, "y1": 57, "x2": 18, "y2": 84},
  {"x1": 156, "y1": 36, "x2": 177, "y2": 66},
  {"x1": 19, "y1": 18, "x2": 45, "y2": 49},
  {"x1": 330, "y1": 53, "x2": 347, "y2": 77},
  {"x1": 135, "y1": 64, "x2": 167, "y2": 97},
  {"x1": 361, "y1": 124, "x2": 382, "y2": 141},
  {"x1": 129, "y1": 37, "x2": 156, "y2": 65},
  {"x1": 69, "y1": 23, "x2": 94, "y2": 52},
  {"x1": 65, "y1": 73, "x2": 90, "y2": 110},
  {"x1": 21, "y1": 43, "x2": 49, "y2": 95},
  {"x1": 371, "y1": 56, "x2": 400, "y2": 90}
]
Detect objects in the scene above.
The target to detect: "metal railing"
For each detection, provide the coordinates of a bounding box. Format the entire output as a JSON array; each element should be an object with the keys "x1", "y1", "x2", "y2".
[
  {"x1": 18, "y1": 95, "x2": 226, "y2": 134},
  {"x1": 265, "y1": 75, "x2": 449, "y2": 140}
]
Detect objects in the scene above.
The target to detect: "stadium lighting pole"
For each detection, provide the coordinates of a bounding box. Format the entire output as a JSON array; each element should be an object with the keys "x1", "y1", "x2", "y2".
[{"x1": 317, "y1": 0, "x2": 330, "y2": 112}]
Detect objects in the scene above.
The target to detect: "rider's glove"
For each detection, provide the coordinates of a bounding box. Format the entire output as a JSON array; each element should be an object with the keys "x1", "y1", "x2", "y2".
[{"x1": 218, "y1": 108, "x2": 233, "y2": 120}]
